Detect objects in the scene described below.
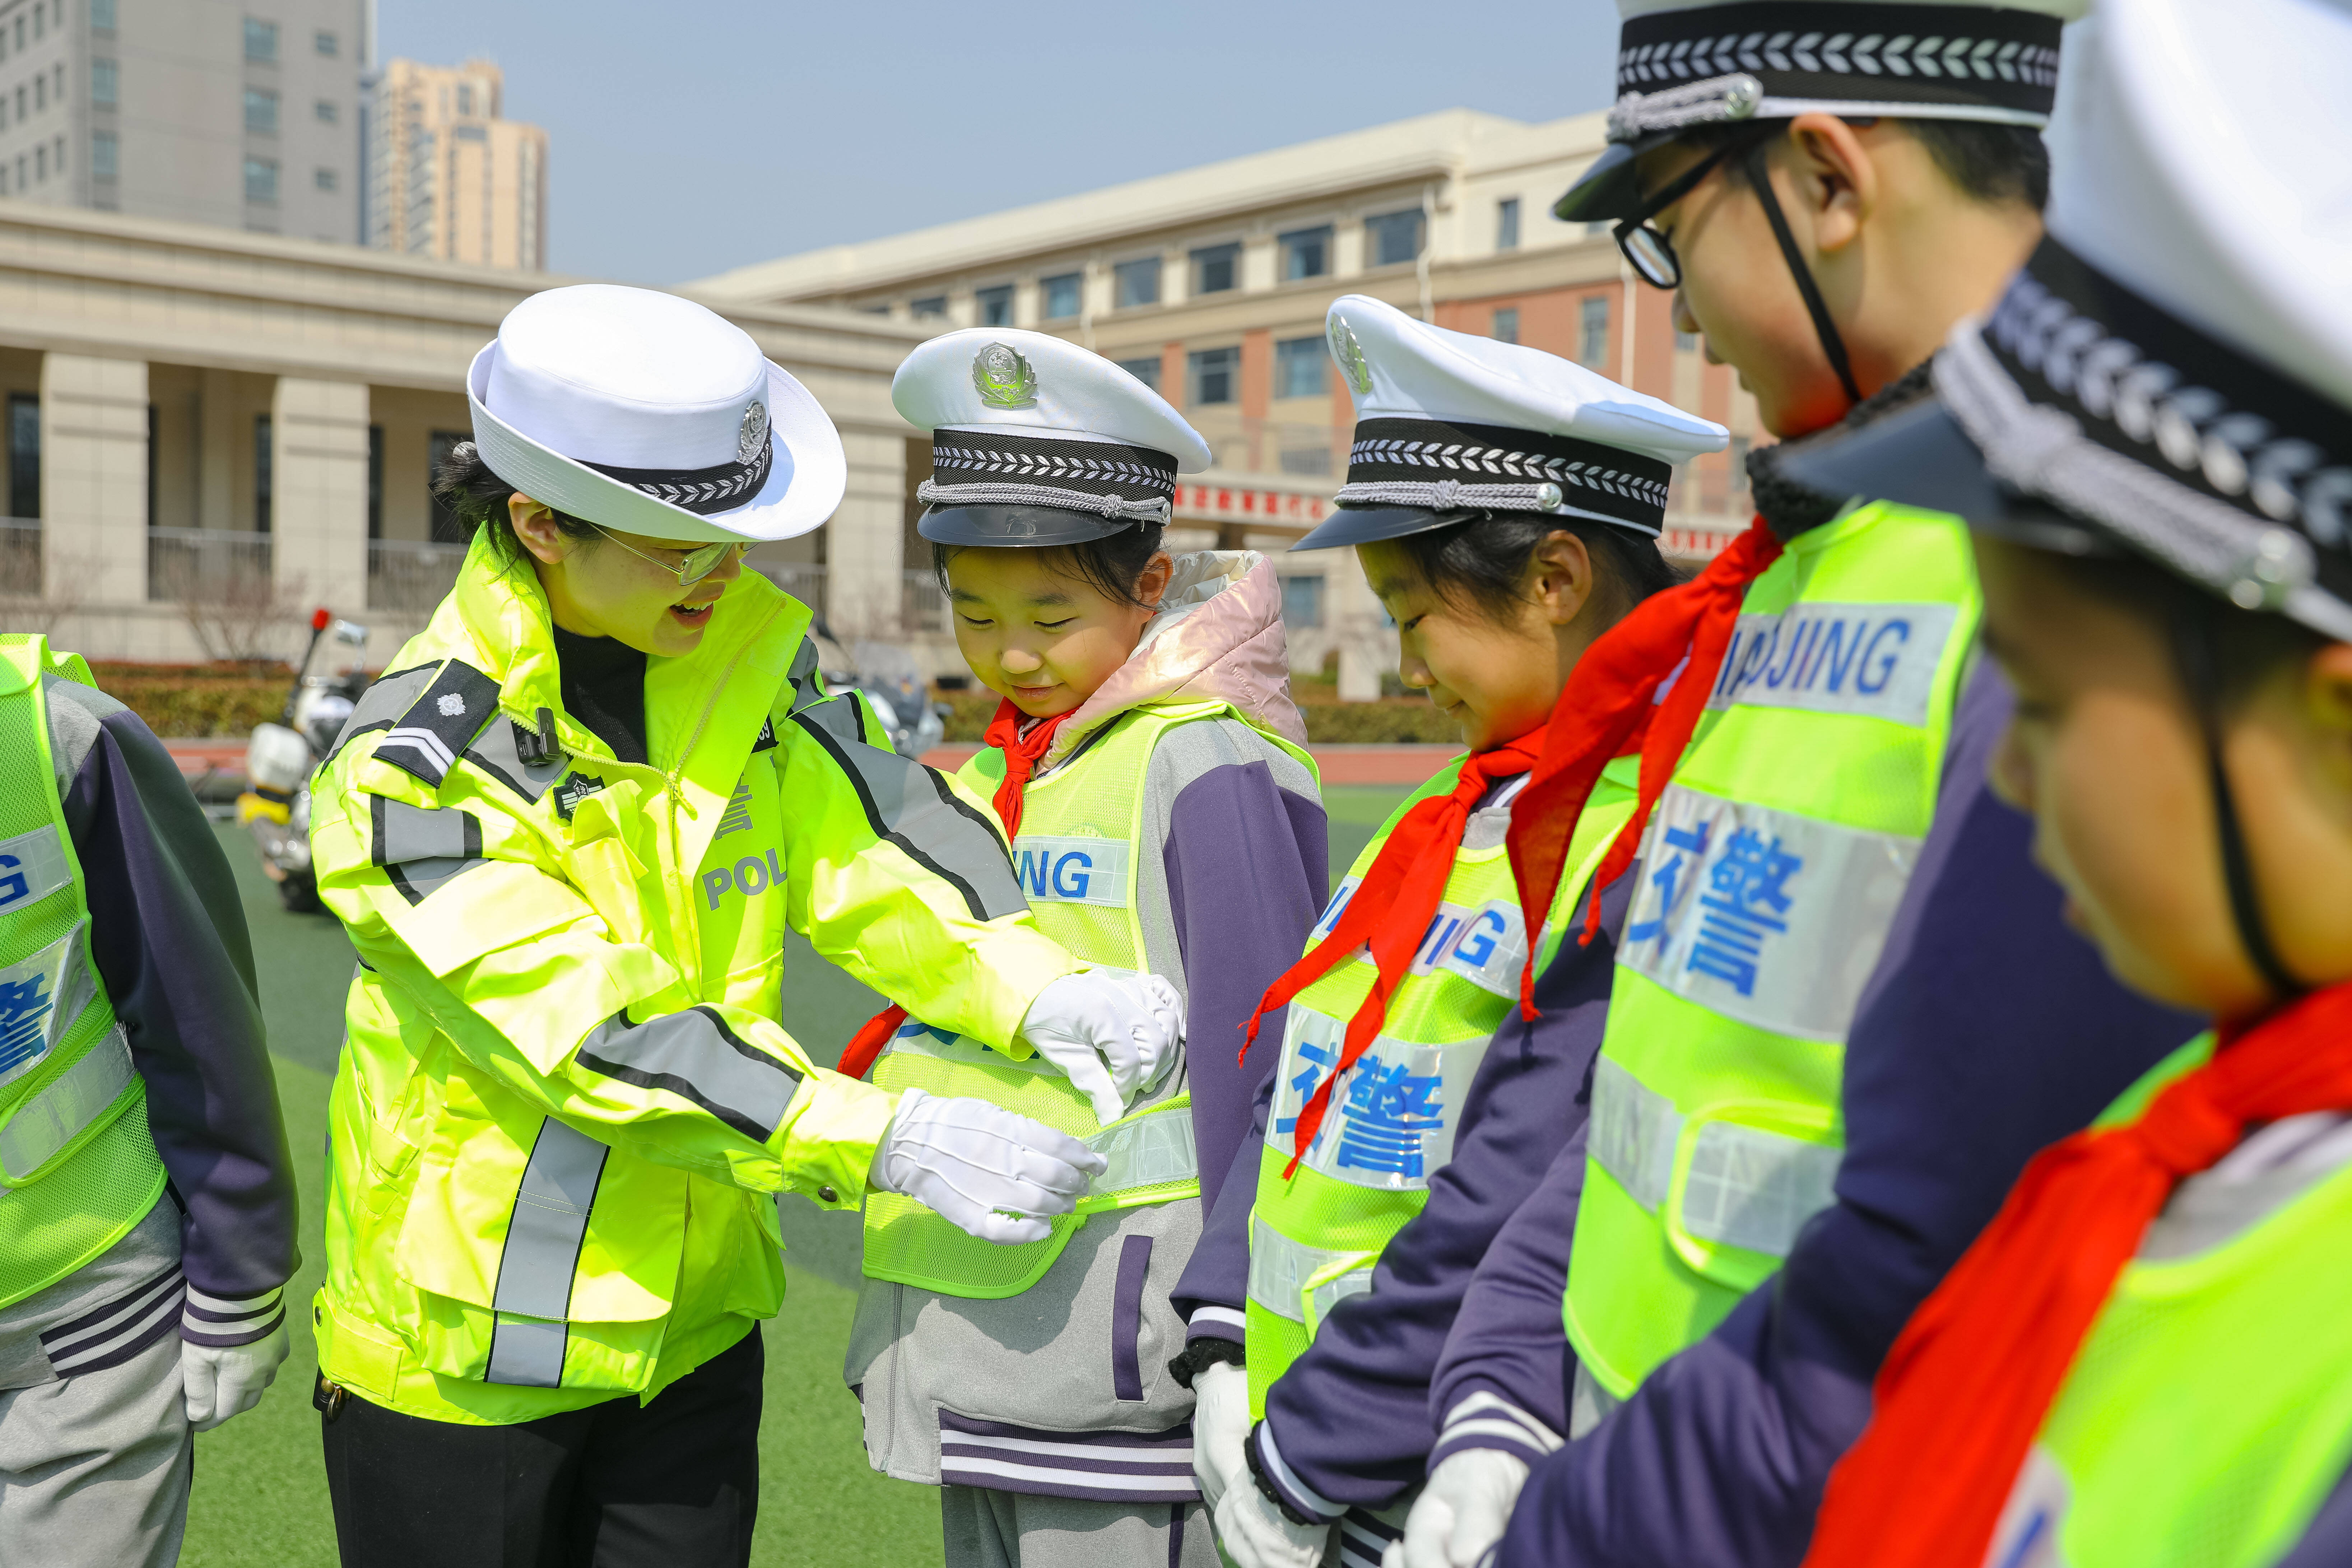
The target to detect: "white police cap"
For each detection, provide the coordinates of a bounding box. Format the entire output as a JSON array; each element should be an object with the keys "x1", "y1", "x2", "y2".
[
  {"x1": 1789, "y1": 0, "x2": 2352, "y2": 641},
  {"x1": 894, "y1": 328, "x2": 1213, "y2": 548},
  {"x1": 1560, "y1": 0, "x2": 2088, "y2": 223},
  {"x1": 1293, "y1": 293, "x2": 1727, "y2": 550},
  {"x1": 467, "y1": 284, "x2": 846, "y2": 545}
]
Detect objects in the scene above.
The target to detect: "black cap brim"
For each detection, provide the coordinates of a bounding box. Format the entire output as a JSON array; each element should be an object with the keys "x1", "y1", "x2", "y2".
[
  {"x1": 916, "y1": 504, "x2": 1143, "y2": 548},
  {"x1": 1288, "y1": 505, "x2": 1487, "y2": 552},
  {"x1": 1779, "y1": 399, "x2": 2111, "y2": 558},
  {"x1": 1554, "y1": 137, "x2": 1676, "y2": 225}
]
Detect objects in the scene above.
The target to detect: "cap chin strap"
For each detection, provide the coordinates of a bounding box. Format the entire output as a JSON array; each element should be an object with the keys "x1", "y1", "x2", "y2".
[
  {"x1": 1741, "y1": 141, "x2": 1865, "y2": 411},
  {"x1": 2172, "y1": 603, "x2": 2307, "y2": 1004}
]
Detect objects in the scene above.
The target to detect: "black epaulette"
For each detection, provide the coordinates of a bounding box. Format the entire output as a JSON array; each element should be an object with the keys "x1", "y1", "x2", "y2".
[
  {"x1": 372, "y1": 658, "x2": 503, "y2": 789},
  {"x1": 752, "y1": 717, "x2": 778, "y2": 753}
]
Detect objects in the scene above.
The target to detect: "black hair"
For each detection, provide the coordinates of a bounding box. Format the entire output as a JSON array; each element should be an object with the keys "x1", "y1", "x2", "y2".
[
  {"x1": 1389, "y1": 513, "x2": 1682, "y2": 625},
  {"x1": 1679, "y1": 117, "x2": 2050, "y2": 212},
  {"x1": 931, "y1": 521, "x2": 1169, "y2": 608},
  {"x1": 431, "y1": 440, "x2": 600, "y2": 566}
]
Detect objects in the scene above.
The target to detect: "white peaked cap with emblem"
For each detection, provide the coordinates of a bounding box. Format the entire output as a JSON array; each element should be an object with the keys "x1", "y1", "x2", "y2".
[
  {"x1": 1295, "y1": 293, "x2": 1725, "y2": 549},
  {"x1": 466, "y1": 284, "x2": 847, "y2": 546},
  {"x1": 1789, "y1": 0, "x2": 2352, "y2": 641},
  {"x1": 894, "y1": 328, "x2": 1212, "y2": 547}
]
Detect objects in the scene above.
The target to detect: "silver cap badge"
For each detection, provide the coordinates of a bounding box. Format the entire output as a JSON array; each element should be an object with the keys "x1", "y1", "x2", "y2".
[
  {"x1": 1329, "y1": 315, "x2": 1373, "y2": 396},
  {"x1": 737, "y1": 400, "x2": 770, "y2": 464},
  {"x1": 973, "y1": 343, "x2": 1039, "y2": 410}
]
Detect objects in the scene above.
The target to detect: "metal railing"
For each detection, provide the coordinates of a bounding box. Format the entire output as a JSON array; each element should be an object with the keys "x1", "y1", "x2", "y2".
[
  {"x1": 368, "y1": 538, "x2": 469, "y2": 613},
  {"x1": 902, "y1": 568, "x2": 947, "y2": 633},
  {"x1": 0, "y1": 518, "x2": 39, "y2": 599},
  {"x1": 148, "y1": 527, "x2": 272, "y2": 604}
]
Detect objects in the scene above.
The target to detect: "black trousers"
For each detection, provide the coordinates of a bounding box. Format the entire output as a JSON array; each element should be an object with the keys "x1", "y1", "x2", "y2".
[{"x1": 321, "y1": 1326, "x2": 763, "y2": 1568}]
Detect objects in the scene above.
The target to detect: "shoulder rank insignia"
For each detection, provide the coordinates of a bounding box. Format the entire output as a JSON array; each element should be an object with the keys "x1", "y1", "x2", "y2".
[{"x1": 373, "y1": 659, "x2": 503, "y2": 789}]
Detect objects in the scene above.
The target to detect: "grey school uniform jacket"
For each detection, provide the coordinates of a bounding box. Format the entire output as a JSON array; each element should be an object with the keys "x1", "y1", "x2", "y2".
[{"x1": 845, "y1": 553, "x2": 1328, "y2": 1503}]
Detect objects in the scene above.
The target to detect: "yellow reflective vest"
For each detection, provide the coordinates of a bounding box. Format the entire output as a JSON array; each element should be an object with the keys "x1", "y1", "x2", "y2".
[{"x1": 309, "y1": 538, "x2": 1077, "y2": 1425}]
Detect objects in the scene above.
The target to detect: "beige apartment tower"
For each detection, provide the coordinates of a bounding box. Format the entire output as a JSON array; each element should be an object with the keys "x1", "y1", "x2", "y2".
[{"x1": 368, "y1": 57, "x2": 546, "y2": 271}]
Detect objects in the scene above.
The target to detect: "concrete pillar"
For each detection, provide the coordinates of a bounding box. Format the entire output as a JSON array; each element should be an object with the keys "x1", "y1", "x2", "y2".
[
  {"x1": 38, "y1": 353, "x2": 149, "y2": 611},
  {"x1": 824, "y1": 425, "x2": 907, "y2": 640},
  {"x1": 1331, "y1": 551, "x2": 1388, "y2": 703},
  {"x1": 270, "y1": 377, "x2": 371, "y2": 620},
  {"x1": 197, "y1": 367, "x2": 236, "y2": 531}
]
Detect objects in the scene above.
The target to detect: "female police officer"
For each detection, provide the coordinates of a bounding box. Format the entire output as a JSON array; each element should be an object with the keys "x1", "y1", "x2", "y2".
[{"x1": 306, "y1": 284, "x2": 1178, "y2": 1567}]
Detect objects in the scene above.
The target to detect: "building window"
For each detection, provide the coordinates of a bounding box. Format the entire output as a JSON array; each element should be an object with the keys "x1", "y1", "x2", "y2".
[
  {"x1": 1274, "y1": 335, "x2": 1326, "y2": 400},
  {"x1": 91, "y1": 57, "x2": 116, "y2": 107},
  {"x1": 243, "y1": 17, "x2": 278, "y2": 63},
  {"x1": 1579, "y1": 296, "x2": 1610, "y2": 369},
  {"x1": 315, "y1": 28, "x2": 338, "y2": 55},
  {"x1": 1366, "y1": 209, "x2": 1425, "y2": 267},
  {"x1": 1675, "y1": 327, "x2": 1698, "y2": 351},
  {"x1": 1188, "y1": 346, "x2": 1239, "y2": 406},
  {"x1": 1039, "y1": 272, "x2": 1081, "y2": 320},
  {"x1": 1190, "y1": 243, "x2": 1240, "y2": 296},
  {"x1": 91, "y1": 0, "x2": 115, "y2": 31},
  {"x1": 1491, "y1": 306, "x2": 1520, "y2": 345},
  {"x1": 91, "y1": 129, "x2": 116, "y2": 181},
  {"x1": 368, "y1": 425, "x2": 383, "y2": 539},
  {"x1": 243, "y1": 156, "x2": 278, "y2": 204},
  {"x1": 428, "y1": 431, "x2": 469, "y2": 543},
  {"x1": 910, "y1": 296, "x2": 947, "y2": 320},
  {"x1": 254, "y1": 415, "x2": 273, "y2": 533},
  {"x1": 34, "y1": 73, "x2": 46, "y2": 111},
  {"x1": 1279, "y1": 225, "x2": 1332, "y2": 282},
  {"x1": 315, "y1": 98, "x2": 338, "y2": 124},
  {"x1": 1113, "y1": 257, "x2": 1161, "y2": 310},
  {"x1": 315, "y1": 166, "x2": 337, "y2": 191},
  {"x1": 1496, "y1": 197, "x2": 1521, "y2": 251},
  {"x1": 976, "y1": 285, "x2": 1013, "y2": 327},
  {"x1": 1280, "y1": 574, "x2": 1326, "y2": 628},
  {"x1": 1116, "y1": 356, "x2": 1161, "y2": 394},
  {"x1": 7, "y1": 394, "x2": 38, "y2": 520},
  {"x1": 244, "y1": 88, "x2": 278, "y2": 135},
  {"x1": 34, "y1": 144, "x2": 46, "y2": 182}
]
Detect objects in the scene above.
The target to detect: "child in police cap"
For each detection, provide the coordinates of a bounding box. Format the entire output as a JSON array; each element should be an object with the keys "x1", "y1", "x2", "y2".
[
  {"x1": 1788, "y1": 0, "x2": 2352, "y2": 1559},
  {"x1": 837, "y1": 329, "x2": 1326, "y2": 1568}
]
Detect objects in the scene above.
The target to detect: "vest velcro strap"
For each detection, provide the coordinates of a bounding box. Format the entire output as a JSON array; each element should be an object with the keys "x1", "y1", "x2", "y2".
[
  {"x1": 1590, "y1": 1056, "x2": 1840, "y2": 1260},
  {"x1": 1247, "y1": 1215, "x2": 1377, "y2": 1325},
  {"x1": 0, "y1": 919, "x2": 97, "y2": 1090},
  {"x1": 0, "y1": 1022, "x2": 135, "y2": 1188}
]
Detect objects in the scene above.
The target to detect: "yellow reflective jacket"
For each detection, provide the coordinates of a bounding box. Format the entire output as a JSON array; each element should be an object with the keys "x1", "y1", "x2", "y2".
[{"x1": 309, "y1": 539, "x2": 1075, "y2": 1424}]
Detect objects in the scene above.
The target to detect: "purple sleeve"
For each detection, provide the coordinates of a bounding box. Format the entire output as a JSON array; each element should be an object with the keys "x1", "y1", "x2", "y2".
[
  {"x1": 1172, "y1": 1057, "x2": 1276, "y2": 1342},
  {"x1": 61, "y1": 699, "x2": 299, "y2": 1326},
  {"x1": 1425, "y1": 1120, "x2": 1589, "y2": 1469},
  {"x1": 1163, "y1": 759, "x2": 1327, "y2": 1218},
  {"x1": 2275, "y1": 1460, "x2": 2352, "y2": 1567},
  {"x1": 1494, "y1": 664, "x2": 2199, "y2": 1568},
  {"x1": 1256, "y1": 869, "x2": 1634, "y2": 1516}
]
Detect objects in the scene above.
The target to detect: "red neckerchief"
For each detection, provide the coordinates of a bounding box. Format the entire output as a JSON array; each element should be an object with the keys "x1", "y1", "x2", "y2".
[
  {"x1": 1236, "y1": 731, "x2": 1549, "y2": 1178},
  {"x1": 1502, "y1": 517, "x2": 1784, "y2": 1016},
  {"x1": 1805, "y1": 981, "x2": 2352, "y2": 1568},
  {"x1": 837, "y1": 698, "x2": 1071, "y2": 1079}
]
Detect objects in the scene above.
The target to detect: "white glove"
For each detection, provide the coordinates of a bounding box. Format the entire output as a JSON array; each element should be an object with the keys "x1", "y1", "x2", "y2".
[
  {"x1": 182, "y1": 1322, "x2": 291, "y2": 1432},
  {"x1": 1215, "y1": 1469, "x2": 1332, "y2": 1568},
  {"x1": 1192, "y1": 1359, "x2": 1251, "y2": 1512},
  {"x1": 1018, "y1": 970, "x2": 1185, "y2": 1124},
  {"x1": 869, "y1": 1087, "x2": 1105, "y2": 1244},
  {"x1": 1385, "y1": 1449, "x2": 1530, "y2": 1568}
]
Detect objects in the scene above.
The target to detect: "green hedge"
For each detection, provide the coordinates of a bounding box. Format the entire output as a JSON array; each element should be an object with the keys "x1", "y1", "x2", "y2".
[
  {"x1": 933, "y1": 685, "x2": 1455, "y2": 746},
  {"x1": 89, "y1": 665, "x2": 289, "y2": 739}
]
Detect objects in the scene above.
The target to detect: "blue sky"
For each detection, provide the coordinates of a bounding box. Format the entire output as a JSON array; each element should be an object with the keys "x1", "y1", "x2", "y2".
[{"x1": 377, "y1": 0, "x2": 1621, "y2": 286}]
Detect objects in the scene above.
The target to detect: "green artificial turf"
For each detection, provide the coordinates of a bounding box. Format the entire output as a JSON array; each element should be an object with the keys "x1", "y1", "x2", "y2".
[{"x1": 182, "y1": 783, "x2": 1410, "y2": 1564}]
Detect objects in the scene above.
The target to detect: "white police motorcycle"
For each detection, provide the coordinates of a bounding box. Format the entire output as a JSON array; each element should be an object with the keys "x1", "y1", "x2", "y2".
[{"x1": 239, "y1": 610, "x2": 368, "y2": 914}]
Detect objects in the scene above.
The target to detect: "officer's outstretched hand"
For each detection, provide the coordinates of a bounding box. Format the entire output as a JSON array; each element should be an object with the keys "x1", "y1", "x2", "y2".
[
  {"x1": 869, "y1": 1087, "x2": 1107, "y2": 1244},
  {"x1": 1018, "y1": 969, "x2": 1185, "y2": 1124},
  {"x1": 182, "y1": 1320, "x2": 292, "y2": 1432},
  {"x1": 1385, "y1": 1448, "x2": 1530, "y2": 1568}
]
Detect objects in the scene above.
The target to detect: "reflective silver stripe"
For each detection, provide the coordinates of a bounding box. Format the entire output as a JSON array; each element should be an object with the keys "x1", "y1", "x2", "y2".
[
  {"x1": 1588, "y1": 1056, "x2": 1839, "y2": 1259},
  {"x1": 0, "y1": 1023, "x2": 135, "y2": 1187},
  {"x1": 790, "y1": 714, "x2": 1027, "y2": 922},
  {"x1": 0, "y1": 823, "x2": 73, "y2": 915},
  {"x1": 483, "y1": 1117, "x2": 608, "y2": 1387},
  {"x1": 368, "y1": 796, "x2": 488, "y2": 906},
  {"x1": 1305, "y1": 1267, "x2": 1374, "y2": 1331},
  {"x1": 1246, "y1": 1214, "x2": 1366, "y2": 1325},
  {"x1": 576, "y1": 1006, "x2": 801, "y2": 1143},
  {"x1": 1086, "y1": 1103, "x2": 1197, "y2": 1197},
  {"x1": 0, "y1": 919, "x2": 96, "y2": 1090},
  {"x1": 1588, "y1": 1056, "x2": 1680, "y2": 1211},
  {"x1": 1706, "y1": 602, "x2": 1961, "y2": 726},
  {"x1": 464, "y1": 712, "x2": 568, "y2": 803},
  {"x1": 786, "y1": 637, "x2": 867, "y2": 748},
  {"x1": 324, "y1": 664, "x2": 436, "y2": 763},
  {"x1": 1682, "y1": 1120, "x2": 1840, "y2": 1258}
]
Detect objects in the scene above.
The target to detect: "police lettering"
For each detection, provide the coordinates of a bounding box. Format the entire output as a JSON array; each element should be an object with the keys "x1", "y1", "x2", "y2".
[
  {"x1": 1707, "y1": 601, "x2": 1958, "y2": 725},
  {"x1": 701, "y1": 847, "x2": 783, "y2": 909}
]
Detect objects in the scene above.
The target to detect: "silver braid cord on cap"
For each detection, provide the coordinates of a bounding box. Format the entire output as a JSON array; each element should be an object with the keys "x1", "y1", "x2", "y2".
[
  {"x1": 1333, "y1": 478, "x2": 1567, "y2": 514},
  {"x1": 916, "y1": 478, "x2": 1173, "y2": 525},
  {"x1": 1937, "y1": 323, "x2": 2352, "y2": 642}
]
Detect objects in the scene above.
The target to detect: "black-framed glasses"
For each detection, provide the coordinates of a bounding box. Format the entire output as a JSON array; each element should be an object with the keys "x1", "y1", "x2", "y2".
[
  {"x1": 1612, "y1": 126, "x2": 1776, "y2": 290},
  {"x1": 590, "y1": 525, "x2": 748, "y2": 588}
]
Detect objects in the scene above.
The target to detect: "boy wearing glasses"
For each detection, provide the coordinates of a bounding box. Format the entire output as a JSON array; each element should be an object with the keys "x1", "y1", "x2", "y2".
[{"x1": 1393, "y1": 4, "x2": 2198, "y2": 1565}]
